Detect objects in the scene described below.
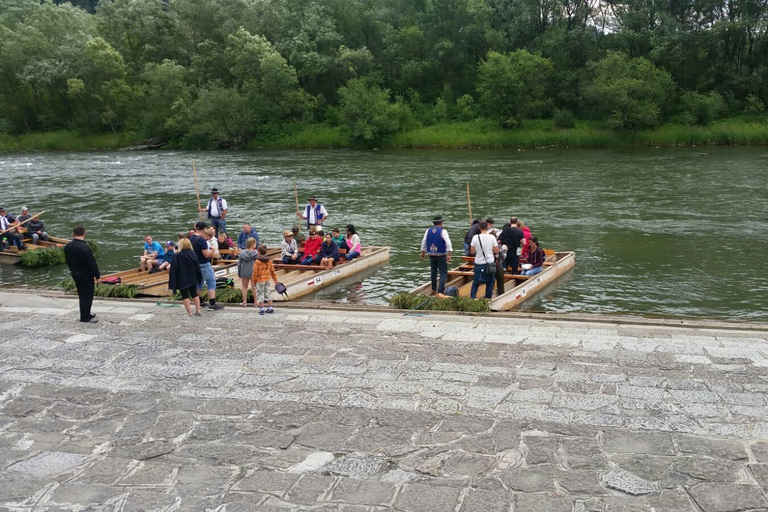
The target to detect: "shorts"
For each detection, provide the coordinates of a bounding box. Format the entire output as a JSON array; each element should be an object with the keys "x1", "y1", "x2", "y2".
[
  {"x1": 179, "y1": 285, "x2": 197, "y2": 300},
  {"x1": 256, "y1": 281, "x2": 271, "y2": 303},
  {"x1": 198, "y1": 262, "x2": 216, "y2": 290}
]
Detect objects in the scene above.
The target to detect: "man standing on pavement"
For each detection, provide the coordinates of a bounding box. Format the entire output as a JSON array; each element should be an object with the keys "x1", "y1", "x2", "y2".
[
  {"x1": 17, "y1": 207, "x2": 49, "y2": 244},
  {"x1": 64, "y1": 226, "x2": 100, "y2": 323},
  {"x1": 498, "y1": 216, "x2": 525, "y2": 274},
  {"x1": 420, "y1": 216, "x2": 453, "y2": 295},
  {"x1": 189, "y1": 221, "x2": 224, "y2": 310},
  {"x1": 297, "y1": 196, "x2": 328, "y2": 230},
  {"x1": 202, "y1": 188, "x2": 228, "y2": 237}
]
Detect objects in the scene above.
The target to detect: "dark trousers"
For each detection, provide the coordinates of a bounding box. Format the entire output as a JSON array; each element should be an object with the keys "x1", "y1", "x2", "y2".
[
  {"x1": 504, "y1": 251, "x2": 520, "y2": 275},
  {"x1": 495, "y1": 262, "x2": 505, "y2": 295},
  {"x1": 5, "y1": 232, "x2": 24, "y2": 249},
  {"x1": 74, "y1": 277, "x2": 95, "y2": 322},
  {"x1": 470, "y1": 264, "x2": 494, "y2": 299},
  {"x1": 429, "y1": 255, "x2": 448, "y2": 293}
]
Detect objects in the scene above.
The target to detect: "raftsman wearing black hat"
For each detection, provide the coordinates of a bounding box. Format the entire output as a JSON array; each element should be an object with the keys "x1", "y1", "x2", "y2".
[
  {"x1": 210, "y1": 188, "x2": 220, "y2": 194},
  {"x1": 308, "y1": 196, "x2": 317, "y2": 201},
  {"x1": 432, "y1": 216, "x2": 444, "y2": 225}
]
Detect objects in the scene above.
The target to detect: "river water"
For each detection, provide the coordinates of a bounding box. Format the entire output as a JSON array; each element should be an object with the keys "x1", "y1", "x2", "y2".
[{"x1": 1, "y1": 148, "x2": 767, "y2": 320}]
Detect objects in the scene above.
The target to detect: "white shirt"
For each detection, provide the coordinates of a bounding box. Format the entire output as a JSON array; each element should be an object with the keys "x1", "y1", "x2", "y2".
[
  {"x1": 0, "y1": 216, "x2": 8, "y2": 231},
  {"x1": 471, "y1": 233, "x2": 498, "y2": 265},
  {"x1": 420, "y1": 227, "x2": 453, "y2": 254},
  {"x1": 305, "y1": 204, "x2": 328, "y2": 224},
  {"x1": 208, "y1": 197, "x2": 228, "y2": 217}
]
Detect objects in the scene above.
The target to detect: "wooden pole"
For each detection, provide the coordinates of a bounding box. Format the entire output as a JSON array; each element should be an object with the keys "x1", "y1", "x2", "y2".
[
  {"x1": 192, "y1": 160, "x2": 203, "y2": 220},
  {"x1": 0, "y1": 210, "x2": 46, "y2": 236},
  {"x1": 466, "y1": 182, "x2": 473, "y2": 225},
  {"x1": 294, "y1": 181, "x2": 301, "y2": 227}
]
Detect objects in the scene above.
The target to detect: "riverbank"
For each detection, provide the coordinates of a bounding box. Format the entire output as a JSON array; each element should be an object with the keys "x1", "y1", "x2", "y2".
[
  {"x1": 2, "y1": 118, "x2": 768, "y2": 151},
  {"x1": 3, "y1": 290, "x2": 768, "y2": 511}
]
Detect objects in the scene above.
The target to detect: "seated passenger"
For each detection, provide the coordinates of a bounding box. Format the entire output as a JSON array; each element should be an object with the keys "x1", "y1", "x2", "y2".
[
  {"x1": 300, "y1": 231, "x2": 322, "y2": 265},
  {"x1": 158, "y1": 241, "x2": 175, "y2": 271},
  {"x1": 521, "y1": 237, "x2": 545, "y2": 276},
  {"x1": 318, "y1": 233, "x2": 340, "y2": 267},
  {"x1": 518, "y1": 220, "x2": 532, "y2": 262},
  {"x1": 237, "y1": 223, "x2": 259, "y2": 250},
  {"x1": 0, "y1": 207, "x2": 25, "y2": 250},
  {"x1": 281, "y1": 230, "x2": 299, "y2": 264},
  {"x1": 141, "y1": 235, "x2": 165, "y2": 272},
  {"x1": 331, "y1": 228, "x2": 345, "y2": 247},
  {"x1": 345, "y1": 224, "x2": 361, "y2": 260},
  {"x1": 204, "y1": 227, "x2": 220, "y2": 260},
  {"x1": 292, "y1": 226, "x2": 306, "y2": 249},
  {"x1": 218, "y1": 232, "x2": 234, "y2": 260},
  {"x1": 18, "y1": 207, "x2": 49, "y2": 244}
]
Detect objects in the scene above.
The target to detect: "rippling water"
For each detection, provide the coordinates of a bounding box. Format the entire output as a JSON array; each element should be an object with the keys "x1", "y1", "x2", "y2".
[{"x1": 1, "y1": 147, "x2": 767, "y2": 320}]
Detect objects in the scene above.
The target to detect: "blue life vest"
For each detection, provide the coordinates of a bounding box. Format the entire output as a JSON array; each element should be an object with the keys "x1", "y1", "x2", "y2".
[
  {"x1": 207, "y1": 197, "x2": 225, "y2": 219},
  {"x1": 426, "y1": 227, "x2": 447, "y2": 256},
  {"x1": 305, "y1": 204, "x2": 324, "y2": 228}
]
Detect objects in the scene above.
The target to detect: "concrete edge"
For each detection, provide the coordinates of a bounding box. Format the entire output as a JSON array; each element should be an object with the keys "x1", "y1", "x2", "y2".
[{"x1": 3, "y1": 287, "x2": 768, "y2": 333}]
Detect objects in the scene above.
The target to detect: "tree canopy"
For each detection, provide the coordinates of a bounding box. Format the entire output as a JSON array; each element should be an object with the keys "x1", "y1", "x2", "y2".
[{"x1": 0, "y1": 0, "x2": 766, "y2": 145}]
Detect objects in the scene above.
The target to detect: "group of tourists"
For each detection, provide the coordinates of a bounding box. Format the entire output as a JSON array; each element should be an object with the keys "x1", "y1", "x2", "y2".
[
  {"x1": 134, "y1": 188, "x2": 361, "y2": 317},
  {"x1": 0, "y1": 206, "x2": 49, "y2": 250},
  {"x1": 421, "y1": 215, "x2": 544, "y2": 299}
]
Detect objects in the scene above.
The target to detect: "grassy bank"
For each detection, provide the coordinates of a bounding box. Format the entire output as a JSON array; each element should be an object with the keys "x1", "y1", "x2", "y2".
[
  {"x1": 249, "y1": 118, "x2": 768, "y2": 149},
  {"x1": 0, "y1": 130, "x2": 136, "y2": 151},
  {"x1": 3, "y1": 118, "x2": 768, "y2": 151}
]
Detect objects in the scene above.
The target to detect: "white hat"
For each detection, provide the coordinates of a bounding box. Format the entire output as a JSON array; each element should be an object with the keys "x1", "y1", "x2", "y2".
[{"x1": 21, "y1": 206, "x2": 28, "y2": 211}]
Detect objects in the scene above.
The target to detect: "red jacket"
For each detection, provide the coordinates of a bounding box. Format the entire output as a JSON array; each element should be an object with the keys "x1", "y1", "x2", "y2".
[{"x1": 303, "y1": 236, "x2": 322, "y2": 258}]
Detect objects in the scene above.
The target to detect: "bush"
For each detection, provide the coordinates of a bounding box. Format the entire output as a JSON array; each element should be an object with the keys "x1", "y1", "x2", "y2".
[
  {"x1": 552, "y1": 109, "x2": 576, "y2": 129},
  {"x1": 338, "y1": 78, "x2": 411, "y2": 144},
  {"x1": 455, "y1": 94, "x2": 478, "y2": 121},
  {"x1": 390, "y1": 292, "x2": 491, "y2": 313},
  {"x1": 743, "y1": 94, "x2": 765, "y2": 115},
  {"x1": 679, "y1": 91, "x2": 726, "y2": 126}
]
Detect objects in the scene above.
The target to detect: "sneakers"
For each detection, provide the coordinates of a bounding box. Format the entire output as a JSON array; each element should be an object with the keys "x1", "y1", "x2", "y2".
[
  {"x1": 208, "y1": 303, "x2": 225, "y2": 310},
  {"x1": 259, "y1": 307, "x2": 265, "y2": 315},
  {"x1": 148, "y1": 267, "x2": 160, "y2": 274},
  {"x1": 266, "y1": 307, "x2": 274, "y2": 314},
  {"x1": 194, "y1": 312, "x2": 202, "y2": 317}
]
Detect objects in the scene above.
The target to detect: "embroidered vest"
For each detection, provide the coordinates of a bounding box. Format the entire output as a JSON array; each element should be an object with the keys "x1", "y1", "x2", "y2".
[
  {"x1": 207, "y1": 197, "x2": 224, "y2": 218},
  {"x1": 426, "y1": 227, "x2": 447, "y2": 256},
  {"x1": 305, "y1": 204, "x2": 323, "y2": 228}
]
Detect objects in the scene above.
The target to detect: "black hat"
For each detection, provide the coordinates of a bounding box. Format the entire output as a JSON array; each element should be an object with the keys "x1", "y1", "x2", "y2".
[
  {"x1": 211, "y1": 188, "x2": 220, "y2": 194},
  {"x1": 194, "y1": 221, "x2": 207, "y2": 230},
  {"x1": 308, "y1": 196, "x2": 317, "y2": 201},
  {"x1": 0, "y1": 207, "x2": 5, "y2": 211},
  {"x1": 432, "y1": 216, "x2": 444, "y2": 225}
]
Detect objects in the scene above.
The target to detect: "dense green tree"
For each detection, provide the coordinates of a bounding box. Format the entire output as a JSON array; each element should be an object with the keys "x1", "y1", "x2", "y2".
[
  {"x1": 582, "y1": 52, "x2": 676, "y2": 130},
  {"x1": 477, "y1": 50, "x2": 554, "y2": 127},
  {"x1": 338, "y1": 77, "x2": 412, "y2": 144}
]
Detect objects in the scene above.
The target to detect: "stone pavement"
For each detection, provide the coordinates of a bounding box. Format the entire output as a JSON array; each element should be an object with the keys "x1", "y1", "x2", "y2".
[{"x1": 2, "y1": 292, "x2": 768, "y2": 512}]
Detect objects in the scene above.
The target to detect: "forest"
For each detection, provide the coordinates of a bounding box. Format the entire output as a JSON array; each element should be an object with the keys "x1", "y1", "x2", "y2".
[{"x1": 0, "y1": 0, "x2": 767, "y2": 148}]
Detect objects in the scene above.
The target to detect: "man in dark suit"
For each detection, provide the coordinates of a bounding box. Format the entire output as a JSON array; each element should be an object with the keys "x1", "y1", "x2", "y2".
[{"x1": 64, "y1": 226, "x2": 100, "y2": 323}]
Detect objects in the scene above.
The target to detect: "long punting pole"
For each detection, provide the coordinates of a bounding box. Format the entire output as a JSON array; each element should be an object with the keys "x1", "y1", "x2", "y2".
[
  {"x1": 192, "y1": 160, "x2": 203, "y2": 221},
  {"x1": 466, "y1": 182, "x2": 473, "y2": 225}
]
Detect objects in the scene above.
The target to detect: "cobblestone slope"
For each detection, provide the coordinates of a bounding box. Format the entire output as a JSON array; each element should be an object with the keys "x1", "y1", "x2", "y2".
[{"x1": 2, "y1": 293, "x2": 768, "y2": 511}]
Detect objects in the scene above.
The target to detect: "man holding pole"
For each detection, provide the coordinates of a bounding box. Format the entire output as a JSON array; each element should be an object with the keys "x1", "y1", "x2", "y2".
[
  {"x1": 0, "y1": 207, "x2": 25, "y2": 250},
  {"x1": 64, "y1": 227, "x2": 100, "y2": 323},
  {"x1": 420, "y1": 216, "x2": 453, "y2": 295},
  {"x1": 297, "y1": 196, "x2": 328, "y2": 229},
  {"x1": 201, "y1": 188, "x2": 228, "y2": 237}
]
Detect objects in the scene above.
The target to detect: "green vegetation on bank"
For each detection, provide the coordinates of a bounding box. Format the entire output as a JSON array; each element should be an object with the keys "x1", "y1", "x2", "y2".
[
  {"x1": 1, "y1": 0, "x2": 767, "y2": 149},
  {"x1": 390, "y1": 292, "x2": 491, "y2": 313},
  {"x1": 3, "y1": 118, "x2": 768, "y2": 151}
]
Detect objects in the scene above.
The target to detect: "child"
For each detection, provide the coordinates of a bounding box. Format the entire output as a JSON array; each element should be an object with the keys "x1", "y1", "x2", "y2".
[
  {"x1": 237, "y1": 237, "x2": 259, "y2": 306},
  {"x1": 318, "y1": 233, "x2": 340, "y2": 268},
  {"x1": 157, "y1": 241, "x2": 175, "y2": 271},
  {"x1": 331, "y1": 228, "x2": 345, "y2": 247},
  {"x1": 252, "y1": 244, "x2": 279, "y2": 315},
  {"x1": 218, "y1": 232, "x2": 234, "y2": 259}
]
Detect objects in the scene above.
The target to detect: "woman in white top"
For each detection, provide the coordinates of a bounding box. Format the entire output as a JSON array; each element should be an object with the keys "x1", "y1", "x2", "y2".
[
  {"x1": 345, "y1": 224, "x2": 361, "y2": 260},
  {"x1": 469, "y1": 221, "x2": 499, "y2": 299}
]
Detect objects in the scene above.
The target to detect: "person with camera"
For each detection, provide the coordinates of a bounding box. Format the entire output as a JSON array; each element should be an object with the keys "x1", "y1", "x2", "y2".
[{"x1": 469, "y1": 220, "x2": 498, "y2": 300}]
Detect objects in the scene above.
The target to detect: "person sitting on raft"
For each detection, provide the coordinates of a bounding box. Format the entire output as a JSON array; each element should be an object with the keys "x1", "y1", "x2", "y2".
[
  {"x1": 521, "y1": 236, "x2": 545, "y2": 276},
  {"x1": 18, "y1": 207, "x2": 49, "y2": 244},
  {"x1": 141, "y1": 235, "x2": 165, "y2": 273},
  {"x1": 301, "y1": 230, "x2": 322, "y2": 265},
  {"x1": 318, "y1": 233, "x2": 340, "y2": 268},
  {"x1": 331, "y1": 228, "x2": 345, "y2": 247},
  {"x1": 280, "y1": 230, "x2": 299, "y2": 264},
  {"x1": 218, "y1": 232, "x2": 234, "y2": 259},
  {"x1": 237, "y1": 223, "x2": 259, "y2": 250},
  {"x1": 345, "y1": 224, "x2": 361, "y2": 260},
  {"x1": 157, "y1": 241, "x2": 175, "y2": 272}
]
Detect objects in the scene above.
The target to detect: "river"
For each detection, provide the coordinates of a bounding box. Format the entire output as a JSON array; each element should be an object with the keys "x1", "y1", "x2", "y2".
[{"x1": 1, "y1": 147, "x2": 767, "y2": 320}]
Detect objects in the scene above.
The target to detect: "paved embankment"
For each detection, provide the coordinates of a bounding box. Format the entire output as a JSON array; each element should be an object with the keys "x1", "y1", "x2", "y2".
[{"x1": 2, "y1": 292, "x2": 768, "y2": 511}]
